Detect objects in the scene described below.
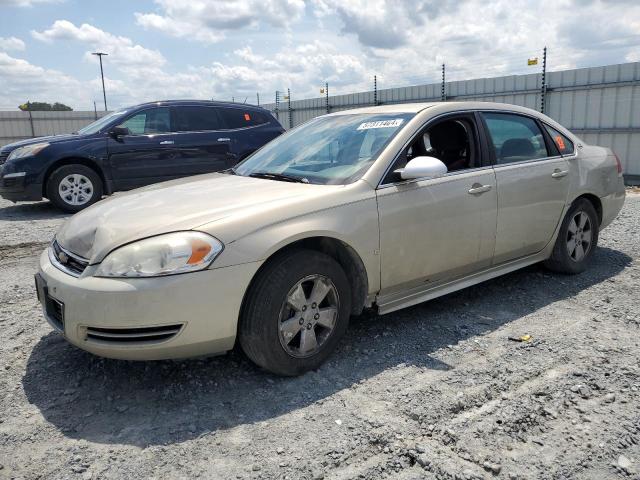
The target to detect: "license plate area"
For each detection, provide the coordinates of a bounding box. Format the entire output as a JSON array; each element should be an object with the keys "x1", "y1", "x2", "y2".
[{"x1": 35, "y1": 274, "x2": 65, "y2": 332}]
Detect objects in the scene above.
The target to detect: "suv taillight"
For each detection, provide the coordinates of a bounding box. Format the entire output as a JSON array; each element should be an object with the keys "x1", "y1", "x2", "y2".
[{"x1": 614, "y1": 152, "x2": 623, "y2": 174}]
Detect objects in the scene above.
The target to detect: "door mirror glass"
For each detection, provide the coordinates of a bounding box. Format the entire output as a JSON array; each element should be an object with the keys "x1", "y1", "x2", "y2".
[
  {"x1": 110, "y1": 126, "x2": 130, "y2": 138},
  {"x1": 396, "y1": 156, "x2": 447, "y2": 180}
]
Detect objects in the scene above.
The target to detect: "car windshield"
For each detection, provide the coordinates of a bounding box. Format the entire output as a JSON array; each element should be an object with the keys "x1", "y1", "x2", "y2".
[
  {"x1": 77, "y1": 110, "x2": 129, "y2": 135},
  {"x1": 234, "y1": 113, "x2": 414, "y2": 185}
]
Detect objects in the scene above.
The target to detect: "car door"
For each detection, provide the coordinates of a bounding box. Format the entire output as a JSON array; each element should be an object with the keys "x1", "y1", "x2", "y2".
[
  {"x1": 376, "y1": 112, "x2": 498, "y2": 298},
  {"x1": 170, "y1": 106, "x2": 234, "y2": 174},
  {"x1": 480, "y1": 111, "x2": 570, "y2": 264},
  {"x1": 107, "y1": 107, "x2": 180, "y2": 190}
]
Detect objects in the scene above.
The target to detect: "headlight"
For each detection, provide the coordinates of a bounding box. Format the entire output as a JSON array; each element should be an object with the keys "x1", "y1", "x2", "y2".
[
  {"x1": 94, "y1": 232, "x2": 223, "y2": 278},
  {"x1": 7, "y1": 142, "x2": 50, "y2": 160}
]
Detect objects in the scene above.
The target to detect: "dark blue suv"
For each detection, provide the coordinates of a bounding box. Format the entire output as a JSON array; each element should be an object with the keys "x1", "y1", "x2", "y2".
[{"x1": 0, "y1": 100, "x2": 284, "y2": 212}]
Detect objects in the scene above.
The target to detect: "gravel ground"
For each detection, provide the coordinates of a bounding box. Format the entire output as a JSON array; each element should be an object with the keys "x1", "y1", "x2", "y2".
[{"x1": 0, "y1": 193, "x2": 639, "y2": 480}]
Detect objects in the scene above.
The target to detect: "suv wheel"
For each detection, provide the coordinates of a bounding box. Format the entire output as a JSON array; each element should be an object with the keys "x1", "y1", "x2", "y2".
[
  {"x1": 239, "y1": 249, "x2": 351, "y2": 376},
  {"x1": 544, "y1": 198, "x2": 599, "y2": 274},
  {"x1": 46, "y1": 164, "x2": 103, "y2": 213}
]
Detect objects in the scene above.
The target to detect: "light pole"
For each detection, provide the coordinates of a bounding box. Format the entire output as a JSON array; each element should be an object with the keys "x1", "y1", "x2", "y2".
[{"x1": 91, "y1": 52, "x2": 108, "y2": 111}]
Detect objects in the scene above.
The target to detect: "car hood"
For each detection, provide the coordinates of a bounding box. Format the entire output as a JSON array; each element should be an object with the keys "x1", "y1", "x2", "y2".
[
  {"x1": 56, "y1": 173, "x2": 343, "y2": 263},
  {"x1": 0, "y1": 134, "x2": 83, "y2": 152}
]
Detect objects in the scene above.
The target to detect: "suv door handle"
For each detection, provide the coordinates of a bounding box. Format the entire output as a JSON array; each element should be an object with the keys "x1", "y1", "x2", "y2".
[
  {"x1": 468, "y1": 184, "x2": 493, "y2": 195},
  {"x1": 551, "y1": 169, "x2": 568, "y2": 178},
  {"x1": 159, "y1": 140, "x2": 174, "y2": 145},
  {"x1": 217, "y1": 137, "x2": 231, "y2": 142}
]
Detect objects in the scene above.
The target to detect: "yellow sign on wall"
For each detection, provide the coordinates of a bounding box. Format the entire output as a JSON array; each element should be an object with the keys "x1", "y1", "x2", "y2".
[{"x1": 528, "y1": 58, "x2": 539, "y2": 66}]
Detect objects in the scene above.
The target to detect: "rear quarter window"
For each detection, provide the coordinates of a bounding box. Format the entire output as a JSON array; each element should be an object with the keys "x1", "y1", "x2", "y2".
[{"x1": 544, "y1": 125, "x2": 575, "y2": 155}]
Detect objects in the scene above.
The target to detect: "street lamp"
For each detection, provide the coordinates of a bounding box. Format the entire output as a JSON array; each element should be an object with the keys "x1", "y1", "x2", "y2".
[{"x1": 91, "y1": 52, "x2": 108, "y2": 111}]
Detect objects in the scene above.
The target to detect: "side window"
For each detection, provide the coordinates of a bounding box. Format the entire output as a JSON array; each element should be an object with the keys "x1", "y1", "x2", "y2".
[
  {"x1": 172, "y1": 106, "x2": 221, "y2": 132},
  {"x1": 121, "y1": 108, "x2": 171, "y2": 135},
  {"x1": 482, "y1": 113, "x2": 549, "y2": 164},
  {"x1": 218, "y1": 108, "x2": 269, "y2": 129},
  {"x1": 544, "y1": 125, "x2": 575, "y2": 155},
  {"x1": 383, "y1": 115, "x2": 478, "y2": 184}
]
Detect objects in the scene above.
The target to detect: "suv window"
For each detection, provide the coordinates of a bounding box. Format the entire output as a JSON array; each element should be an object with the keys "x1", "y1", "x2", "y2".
[
  {"x1": 482, "y1": 112, "x2": 549, "y2": 164},
  {"x1": 172, "y1": 106, "x2": 222, "y2": 132},
  {"x1": 218, "y1": 108, "x2": 269, "y2": 129},
  {"x1": 121, "y1": 108, "x2": 171, "y2": 135},
  {"x1": 544, "y1": 124, "x2": 575, "y2": 155}
]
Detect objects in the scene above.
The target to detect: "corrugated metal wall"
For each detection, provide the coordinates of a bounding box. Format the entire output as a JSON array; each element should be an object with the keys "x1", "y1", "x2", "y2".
[
  {"x1": 263, "y1": 62, "x2": 640, "y2": 178},
  {"x1": 0, "y1": 111, "x2": 108, "y2": 146}
]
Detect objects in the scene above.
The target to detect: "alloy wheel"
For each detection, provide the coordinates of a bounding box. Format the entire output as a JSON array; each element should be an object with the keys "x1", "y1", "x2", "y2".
[
  {"x1": 58, "y1": 174, "x2": 94, "y2": 206},
  {"x1": 566, "y1": 211, "x2": 593, "y2": 262},
  {"x1": 278, "y1": 274, "x2": 339, "y2": 358}
]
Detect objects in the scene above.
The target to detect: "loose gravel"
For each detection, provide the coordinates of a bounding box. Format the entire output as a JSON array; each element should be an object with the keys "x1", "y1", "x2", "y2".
[{"x1": 0, "y1": 193, "x2": 639, "y2": 480}]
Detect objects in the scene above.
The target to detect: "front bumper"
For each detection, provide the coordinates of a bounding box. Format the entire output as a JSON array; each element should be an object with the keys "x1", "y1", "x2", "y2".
[
  {"x1": 0, "y1": 171, "x2": 42, "y2": 202},
  {"x1": 38, "y1": 248, "x2": 261, "y2": 360}
]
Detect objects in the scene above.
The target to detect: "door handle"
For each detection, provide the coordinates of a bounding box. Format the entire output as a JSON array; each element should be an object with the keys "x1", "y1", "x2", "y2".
[
  {"x1": 159, "y1": 140, "x2": 174, "y2": 145},
  {"x1": 468, "y1": 184, "x2": 493, "y2": 195},
  {"x1": 551, "y1": 169, "x2": 568, "y2": 178},
  {"x1": 217, "y1": 137, "x2": 231, "y2": 142}
]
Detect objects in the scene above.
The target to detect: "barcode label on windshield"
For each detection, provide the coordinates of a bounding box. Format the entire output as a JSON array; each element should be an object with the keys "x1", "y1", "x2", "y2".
[{"x1": 357, "y1": 119, "x2": 404, "y2": 130}]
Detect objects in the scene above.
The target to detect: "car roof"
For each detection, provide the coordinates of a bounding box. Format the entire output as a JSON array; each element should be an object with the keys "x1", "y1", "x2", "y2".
[
  {"x1": 125, "y1": 100, "x2": 269, "y2": 111},
  {"x1": 326, "y1": 101, "x2": 544, "y2": 117}
]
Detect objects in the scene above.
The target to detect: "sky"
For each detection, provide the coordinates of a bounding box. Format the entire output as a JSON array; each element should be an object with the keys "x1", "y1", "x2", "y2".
[{"x1": 0, "y1": 0, "x2": 639, "y2": 111}]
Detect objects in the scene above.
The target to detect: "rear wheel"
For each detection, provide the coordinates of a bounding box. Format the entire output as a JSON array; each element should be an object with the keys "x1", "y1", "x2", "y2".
[
  {"x1": 544, "y1": 198, "x2": 599, "y2": 274},
  {"x1": 46, "y1": 164, "x2": 103, "y2": 213},
  {"x1": 239, "y1": 249, "x2": 351, "y2": 376}
]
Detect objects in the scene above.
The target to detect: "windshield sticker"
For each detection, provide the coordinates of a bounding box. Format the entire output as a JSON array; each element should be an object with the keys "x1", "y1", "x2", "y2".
[{"x1": 357, "y1": 119, "x2": 404, "y2": 130}]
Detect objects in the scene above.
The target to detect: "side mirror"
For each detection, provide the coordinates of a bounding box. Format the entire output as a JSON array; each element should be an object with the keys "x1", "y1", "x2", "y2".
[
  {"x1": 110, "y1": 126, "x2": 130, "y2": 138},
  {"x1": 395, "y1": 156, "x2": 447, "y2": 180}
]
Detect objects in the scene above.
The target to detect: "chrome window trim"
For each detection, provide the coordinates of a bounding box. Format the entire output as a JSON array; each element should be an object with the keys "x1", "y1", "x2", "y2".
[
  {"x1": 491, "y1": 155, "x2": 565, "y2": 170},
  {"x1": 377, "y1": 165, "x2": 494, "y2": 190}
]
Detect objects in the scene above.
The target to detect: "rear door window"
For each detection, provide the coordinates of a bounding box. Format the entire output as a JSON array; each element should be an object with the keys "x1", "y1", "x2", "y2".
[
  {"x1": 120, "y1": 108, "x2": 171, "y2": 135},
  {"x1": 544, "y1": 125, "x2": 575, "y2": 155},
  {"x1": 482, "y1": 112, "x2": 549, "y2": 164},
  {"x1": 218, "y1": 108, "x2": 269, "y2": 129},
  {"x1": 172, "y1": 106, "x2": 222, "y2": 132}
]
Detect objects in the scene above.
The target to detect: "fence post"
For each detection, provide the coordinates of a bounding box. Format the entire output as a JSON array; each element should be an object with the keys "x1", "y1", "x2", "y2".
[
  {"x1": 441, "y1": 64, "x2": 446, "y2": 102},
  {"x1": 287, "y1": 88, "x2": 292, "y2": 129},
  {"x1": 325, "y1": 82, "x2": 329, "y2": 114},
  {"x1": 374, "y1": 75, "x2": 378, "y2": 105},
  {"x1": 94, "y1": 101, "x2": 98, "y2": 120},
  {"x1": 540, "y1": 46, "x2": 547, "y2": 114},
  {"x1": 256, "y1": 92, "x2": 260, "y2": 106},
  {"x1": 27, "y1": 101, "x2": 35, "y2": 138},
  {"x1": 275, "y1": 91, "x2": 280, "y2": 123}
]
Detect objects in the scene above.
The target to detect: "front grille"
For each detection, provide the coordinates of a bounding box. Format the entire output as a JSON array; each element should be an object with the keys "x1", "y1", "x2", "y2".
[
  {"x1": 51, "y1": 240, "x2": 89, "y2": 277},
  {"x1": 85, "y1": 324, "x2": 183, "y2": 344},
  {"x1": 46, "y1": 296, "x2": 65, "y2": 331}
]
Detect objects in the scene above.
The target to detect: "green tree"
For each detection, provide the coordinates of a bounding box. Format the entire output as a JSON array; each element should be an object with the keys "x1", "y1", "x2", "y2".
[{"x1": 19, "y1": 102, "x2": 73, "y2": 111}]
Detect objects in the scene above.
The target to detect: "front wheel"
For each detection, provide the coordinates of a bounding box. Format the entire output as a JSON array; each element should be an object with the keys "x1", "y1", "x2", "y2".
[
  {"x1": 239, "y1": 249, "x2": 351, "y2": 376},
  {"x1": 544, "y1": 198, "x2": 599, "y2": 274},
  {"x1": 46, "y1": 164, "x2": 103, "y2": 213}
]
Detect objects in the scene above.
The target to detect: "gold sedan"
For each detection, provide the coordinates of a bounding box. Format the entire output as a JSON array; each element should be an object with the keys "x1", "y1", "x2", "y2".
[{"x1": 36, "y1": 102, "x2": 625, "y2": 375}]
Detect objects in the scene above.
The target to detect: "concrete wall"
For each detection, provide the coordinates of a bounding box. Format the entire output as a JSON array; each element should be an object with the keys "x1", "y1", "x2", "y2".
[{"x1": 263, "y1": 62, "x2": 640, "y2": 179}]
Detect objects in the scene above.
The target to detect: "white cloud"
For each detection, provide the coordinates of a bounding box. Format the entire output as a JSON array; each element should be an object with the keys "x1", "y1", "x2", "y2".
[
  {"x1": 0, "y1": 0, "x2": 60, "y2": 6},
  {"x1": 135, "y1": 0, "x2": 306, "y2": 43},
  {"x1": 0, "y1": 52, "x2": 90, "y2": 108},
  {"x1": 0, "y1": 36, "x2": 26, "y2": 51},
  {"x1": 32, "y1": 20, "x2": 166, "y2": 67}
]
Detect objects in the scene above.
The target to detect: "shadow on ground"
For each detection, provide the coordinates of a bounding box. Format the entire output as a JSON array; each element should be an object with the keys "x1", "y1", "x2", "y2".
[
  {"x1": 0, "y1": 200, "x2": 69, "y2": 221},
  {"x1": 22, "y1": 246, "x2": 631, "y2": 447}
]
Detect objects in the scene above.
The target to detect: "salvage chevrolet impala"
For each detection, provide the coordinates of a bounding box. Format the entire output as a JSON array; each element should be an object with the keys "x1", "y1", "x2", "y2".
[{"x1": 36, "y1": 102, "x2": 625, "y2": 375}]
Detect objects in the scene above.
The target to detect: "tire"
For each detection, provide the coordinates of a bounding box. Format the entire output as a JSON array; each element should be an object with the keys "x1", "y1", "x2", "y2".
[
  {"x1": 239, "y1": 249, "x2": 351, "y2": 376},
  {"x1": 46, "y1": 164, "x2": 103, "y2": 213},
  {"x1": 544, "y1": 198, "x2": 599, "y2": 274}
]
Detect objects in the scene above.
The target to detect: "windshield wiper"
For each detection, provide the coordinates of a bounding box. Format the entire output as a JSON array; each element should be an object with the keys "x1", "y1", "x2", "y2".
[{"x1": 248, "y1": 172, "x2": 310, "y2": 183}]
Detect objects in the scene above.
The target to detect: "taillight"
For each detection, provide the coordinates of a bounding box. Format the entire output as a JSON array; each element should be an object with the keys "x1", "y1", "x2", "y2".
[{"x1": 614, "y1": 152, "x2": 623, "y2": 174}]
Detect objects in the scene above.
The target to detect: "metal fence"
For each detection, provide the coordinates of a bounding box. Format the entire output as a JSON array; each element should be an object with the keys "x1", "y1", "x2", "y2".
[
  {"x1": 1, "y1": 62, "x2": 638, "y2": 180},
  {"x1": 262, "y1": 62, "x2": 640, "y2": 180},
  {"x1": 0, "y1": 110, "x2": 109, "y2": 147}
]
